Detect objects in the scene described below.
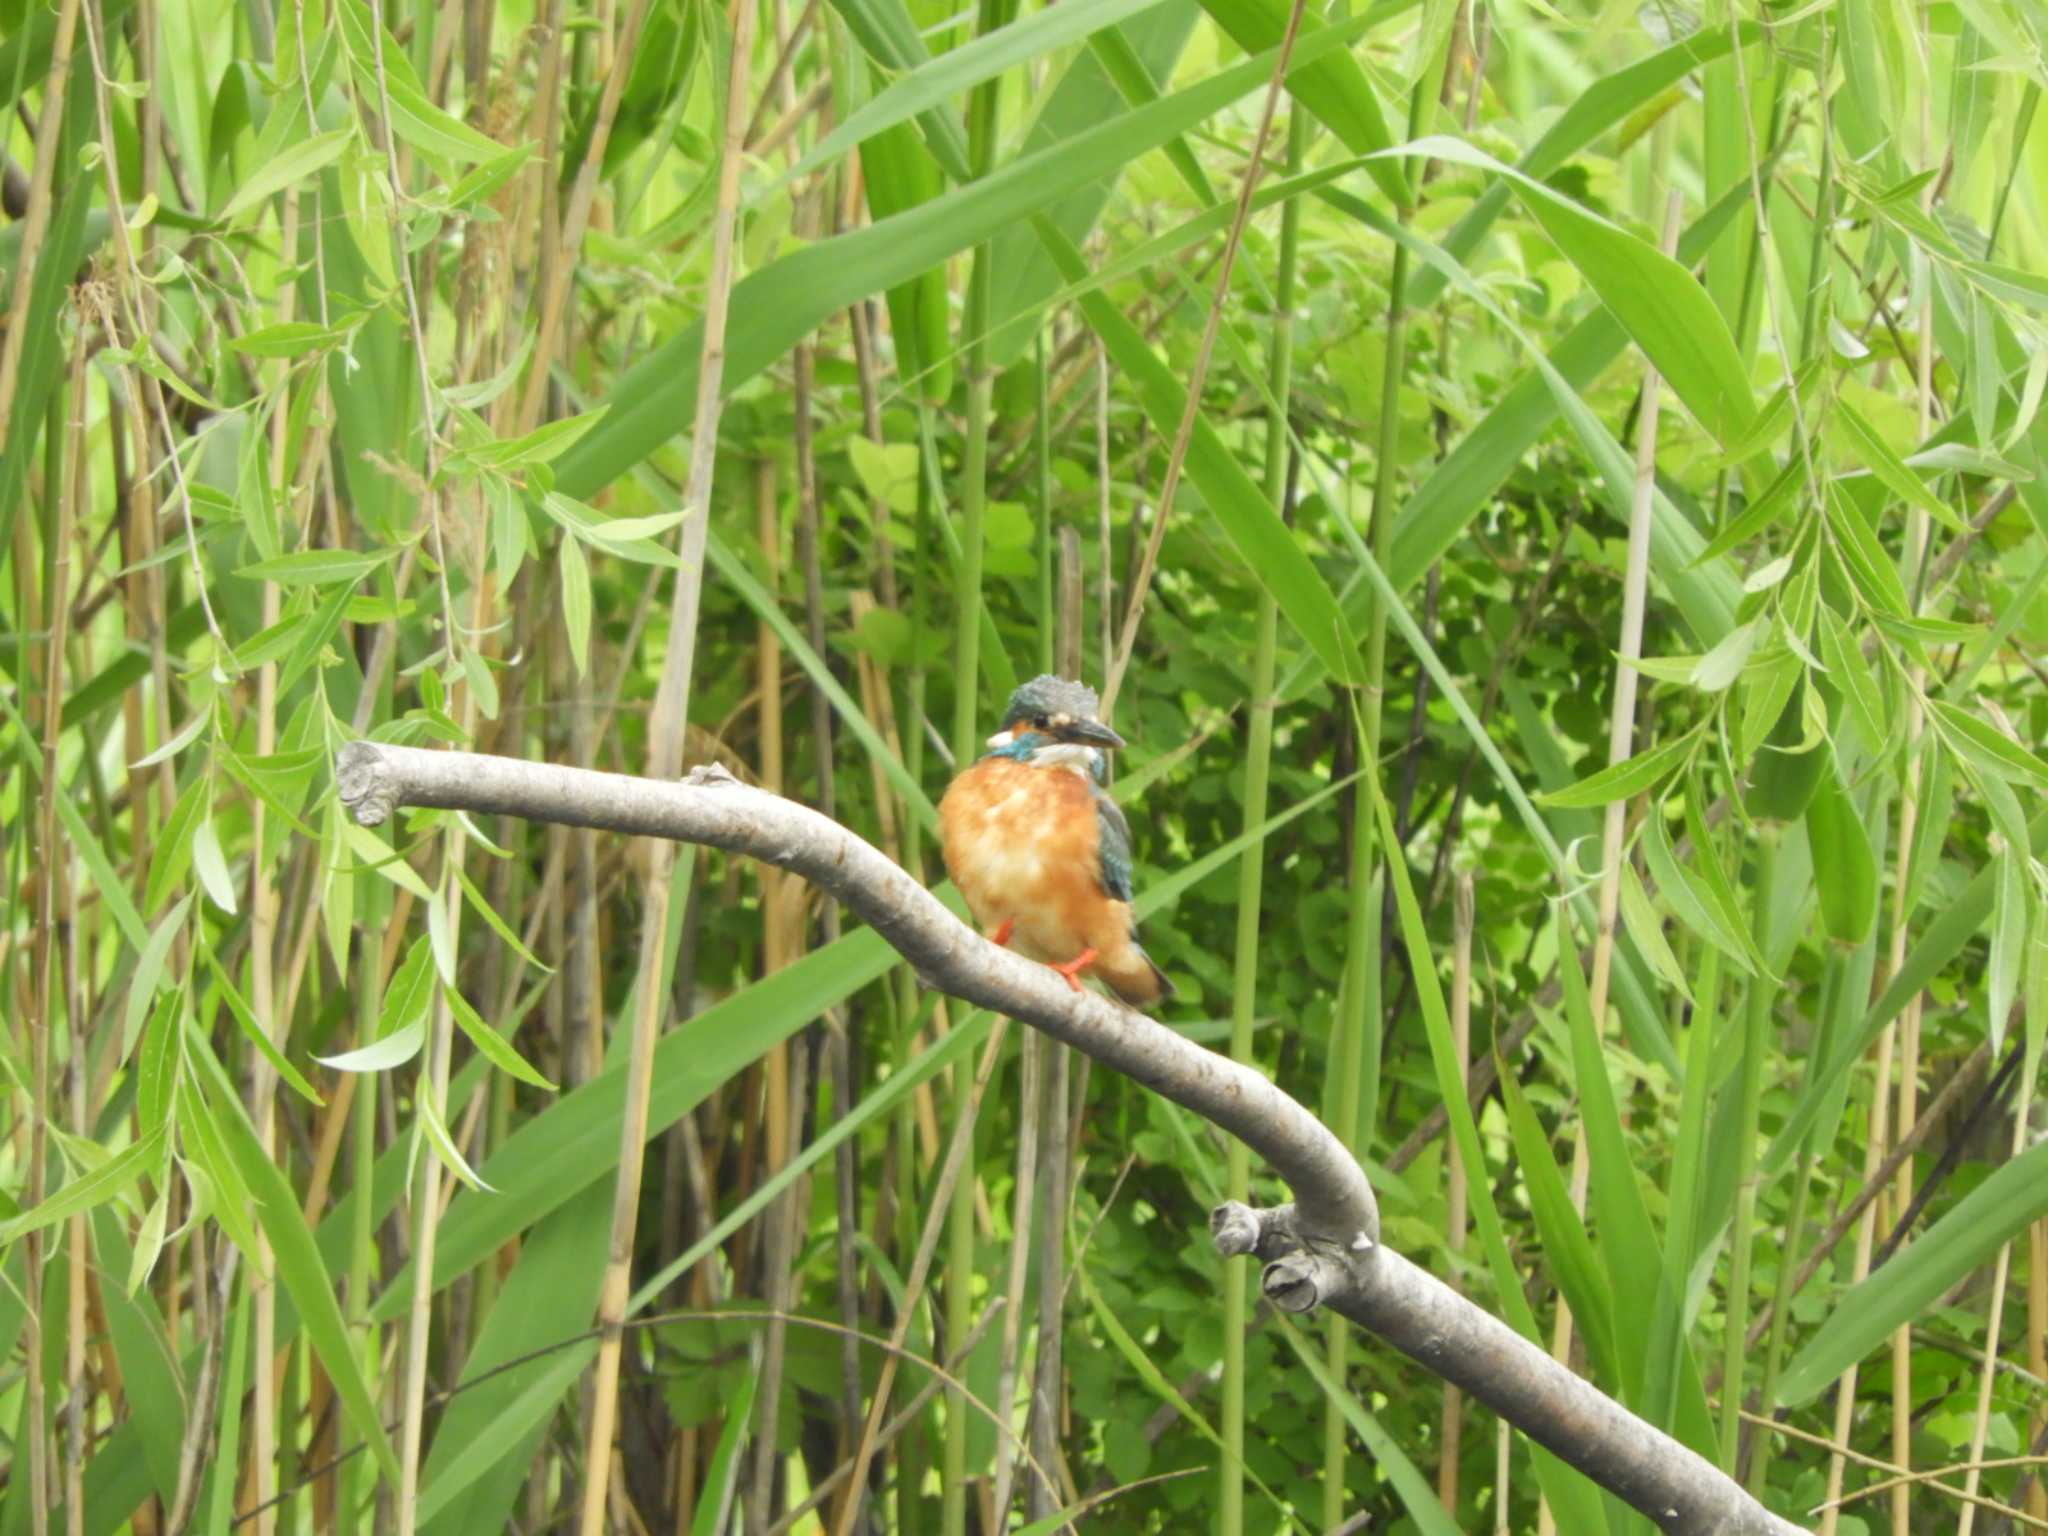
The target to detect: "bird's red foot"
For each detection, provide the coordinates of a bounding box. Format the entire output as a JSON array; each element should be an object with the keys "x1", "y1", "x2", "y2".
[
  {"x1": 989, "y1": 919, "x2": 1015, "y2": 948},
  {"x1": 1049, "y1": 948, "x2": 1099, "y2": 993}
]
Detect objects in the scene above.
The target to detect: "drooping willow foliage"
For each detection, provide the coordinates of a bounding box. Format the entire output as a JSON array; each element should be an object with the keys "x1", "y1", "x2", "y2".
[{"x1": 1, "y1": 0, "x2": 2044, "y2": 1532}]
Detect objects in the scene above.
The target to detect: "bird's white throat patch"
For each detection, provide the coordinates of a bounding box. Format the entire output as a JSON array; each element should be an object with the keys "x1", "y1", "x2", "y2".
[
  {"x1": 985, "y1": 730, "x2": 1100, "y2": 778},
  {"x1": 1029, "y1": 743, "x2": 1101, "y2": 776}
]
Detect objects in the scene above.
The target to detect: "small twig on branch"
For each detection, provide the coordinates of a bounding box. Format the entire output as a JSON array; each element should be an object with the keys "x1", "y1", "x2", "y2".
[{"x1": 334, "y1": 740, "x2": 1809, "y2": 1536}]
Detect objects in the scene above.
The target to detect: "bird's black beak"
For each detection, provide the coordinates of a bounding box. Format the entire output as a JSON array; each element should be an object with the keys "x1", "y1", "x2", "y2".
[{"x1": 1063, "y1": 717, "x2": 1126, "y2": 751}]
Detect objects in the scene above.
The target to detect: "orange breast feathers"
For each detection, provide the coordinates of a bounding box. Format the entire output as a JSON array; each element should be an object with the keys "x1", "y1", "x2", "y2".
[{"x1": 938, "y1": 757, "x2": 1168, "y2": 1006}]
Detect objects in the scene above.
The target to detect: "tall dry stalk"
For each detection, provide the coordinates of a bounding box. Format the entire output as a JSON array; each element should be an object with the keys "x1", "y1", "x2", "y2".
[
  {"x1": 1540, "y1": 194, "x2": 1680, "y2": 1534},
  {"x1": 575, "y1": 0, "x2": 756, "y2": 1527}
]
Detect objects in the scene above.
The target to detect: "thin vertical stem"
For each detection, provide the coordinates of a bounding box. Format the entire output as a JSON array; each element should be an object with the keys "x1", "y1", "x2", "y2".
[
  {"x1": 1099, "y1": 0, "x2": 1308, "y2": 718},
  {"x1": 943, "y1": 4, "x2": 1012, "y2": 1525},
  {"x1": 1887, "y1": 36, "x2": 1944, "y2": 1532},
  {"x1": 748, "y1": 456, "x2": 794, "y2": 1532},
  {"x1": 1036, "y1": 329, "x2": 1055, "y2": 675},
  {"x1": 1548, "y1": 195, "x2": 1680, "y2": 1426},
  {"x1": 0, "y1": 0, "x2": 80, "y2": 441},
  {"x1": 1439, "y1": 872, "x2": 1475, "y2": 1516},
  {"x1": 1222, "y1": 104, "x2": 1301, "y2": 1536},
  {"x1": 1327, "y1": 116, "x2": 1419, "y2": 1527},
  {"x1": 1951, "y1": 1020, "x2": 2043, "y2": 1531},
  {"x1": 1816, "y1": 1007, "x2": 1899, "y2": 1536},
  {"x1": 2030, "y1": 1215, "x2": 2048, "y2": 1526},
  {"x1": 576, "y1": 0, "x2": 755, "y2": 1526},
  {"x1": 57, "y1": 308, "x2": 88, "y2": 1536},
  {"x1": 1719, "y1": 828, "x2": 1777, "y2": 1471},
  {"x1": 346, "y1": 935, "x2": 383, "y2": 1531},
  {"x1": 1441, "y1": 876, "x2": 1474, "y2": 1515}
]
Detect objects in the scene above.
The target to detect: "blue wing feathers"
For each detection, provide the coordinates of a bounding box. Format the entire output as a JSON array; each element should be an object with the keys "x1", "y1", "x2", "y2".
[{"x1": 1093, "y1": 786, "x2": 1135, "y2": 903}]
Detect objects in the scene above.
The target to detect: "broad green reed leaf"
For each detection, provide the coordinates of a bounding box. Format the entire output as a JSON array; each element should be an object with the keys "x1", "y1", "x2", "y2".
[
  {"x1": 370, "y1": 929, "x2": 901, "y2": 1317},
  {"x1": 1385, "y1": 136, "x2": 1757, "y2": 450},
  {"x1": 1195, "y1": 0, "x2": 1410, "y2": 206},
  {"x1": 185, "y1": 1027, "x2": 402, "y2": 1488},
  {"x1": 822, "y1": 0, "x2": 972, "y2": 177},
  {"x1": 1498, "y1": 1063, "x2": 1623, "y2": 1390},
  {"x1": 1404, "y1": 23, "x2": 1757, "y2": 313},
  {"x1": 1555, "y1": 910, "x2": 1716, "y2": 1453},
  {"x1": 858, "y1": 117, "x2": 956, "y2": 406},
  {"x1": 421, "y1": 1336, "x2": 597, "y2": 1529},
  {"x1": 985, "y1": 0, "x2": 1201, "y2": 367},
  {"x1": 91, "y1": 1211, "x2": 185, "y2": 1507},
  {"x1": 775, "y1": 0, "x2": 1175, "y2": 193},
  {"x1": 1391, "y1": 172, "x2": 1759, "y2": 600},
  {"x1": 1777, "y1": 1134, "x2": 2048, "y2": 1404},
  {"x1": 1370, "y1": 789, "x2": 1613, "y2": 1531},
  {"x1": 555, "y1": 10, "x2": 1379, "y2": 501},
  {"x1": 628, "y1": 1009, "x2": 994, "y2": 1310},
  {"x1": 405, "y1": 1120, "x2": 615, "y2": 1531}
]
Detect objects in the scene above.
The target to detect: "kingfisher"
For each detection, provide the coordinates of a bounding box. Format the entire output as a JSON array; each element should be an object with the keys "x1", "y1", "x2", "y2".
[{"x1": 938, "y1": 675, "x2": 1175, "y2": 1009}]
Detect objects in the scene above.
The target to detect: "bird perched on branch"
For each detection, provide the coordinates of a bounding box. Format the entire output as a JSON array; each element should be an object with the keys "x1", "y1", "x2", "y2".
[{"x1": 939, "y1": 675, "x2": 1175, "y2": 1009}]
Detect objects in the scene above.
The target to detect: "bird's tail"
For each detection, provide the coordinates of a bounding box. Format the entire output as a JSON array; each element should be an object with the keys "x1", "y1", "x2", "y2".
[{"x1": 1105, "y1": 944, "x2": 1175, "y2": 1009}]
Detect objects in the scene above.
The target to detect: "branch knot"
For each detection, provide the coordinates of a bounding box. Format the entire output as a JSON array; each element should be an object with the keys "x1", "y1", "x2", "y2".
[{"x1": 336, "y1": 741, "x2": 399, "y2": 827}]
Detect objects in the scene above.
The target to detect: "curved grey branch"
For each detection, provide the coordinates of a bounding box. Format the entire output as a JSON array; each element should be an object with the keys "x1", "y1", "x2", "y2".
[{"x1": 334, "y1": 741, "x2": 1806, "y2": 1536}]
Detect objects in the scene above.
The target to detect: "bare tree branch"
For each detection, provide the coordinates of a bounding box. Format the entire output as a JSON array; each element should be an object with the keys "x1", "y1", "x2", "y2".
[{"x1": 334, "y1": 740, "x2": 1808, "y2": 1536}]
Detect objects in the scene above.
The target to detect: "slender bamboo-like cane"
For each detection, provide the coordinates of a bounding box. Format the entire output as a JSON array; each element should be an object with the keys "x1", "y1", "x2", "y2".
[
  {"x1": 1222, "y1": 105, "x2": 1299, "y2": 1536},
  {"x1": 1439, "y1": 873, "x2": 1475, "y2": 1515},
  {"x1": 1540, "y1": 195, "x2": 1680, "y2": 1532},
  {"x1": 11, "y1": 11, "x2": 82, "y2": 1522},
  {"x1": 1889, "y1": 46, "x2": 1942, "y2": 1534},
  {"x1": 574, "y1": 0, "x2": 756, "y2": 1528}
]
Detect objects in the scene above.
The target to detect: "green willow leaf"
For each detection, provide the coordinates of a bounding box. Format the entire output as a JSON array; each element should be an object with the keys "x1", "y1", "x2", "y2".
[
  {"x1": 1537, "y1": 731, "x2": 1698, "y2": 809},
  {"x1": 0, "y1": 1125, "x2": 168, "y2": 1245},
  {"x1": 1831, "y1": 399, "x2": 1967, "y2": 532},
  {"x1": 1930, "y1": 699, "x2": 2048, "y2": 790},
  {"x1": 1804, "y1": 764, "x2": 1878, "y2": 947},
  {"x1": 446, "y1": 985, "x2": 556, "y2": 1091},
  {"x1": 1392, "y1": 172, "x2": 1760, "y2": 596},
  {"x1": 237, "y1": 547, "x2": 398, "y2": 586}
]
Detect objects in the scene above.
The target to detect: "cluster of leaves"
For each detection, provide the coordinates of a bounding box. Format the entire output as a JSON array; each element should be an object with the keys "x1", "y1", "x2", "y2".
[{"x1": 1, "y1": 0, "x2": 2046, "y2": 1531}]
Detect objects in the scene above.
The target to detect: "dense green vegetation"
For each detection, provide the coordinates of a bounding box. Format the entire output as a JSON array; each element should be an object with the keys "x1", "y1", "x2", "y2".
[{"x1": 2, "y1": 0, "x2": 2045, "y2": 1531}]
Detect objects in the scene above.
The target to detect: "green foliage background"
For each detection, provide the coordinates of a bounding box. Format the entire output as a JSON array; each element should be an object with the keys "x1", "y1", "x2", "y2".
[{"x1": 1, "y1": 0, "x2": 2046, "y2": 1531}]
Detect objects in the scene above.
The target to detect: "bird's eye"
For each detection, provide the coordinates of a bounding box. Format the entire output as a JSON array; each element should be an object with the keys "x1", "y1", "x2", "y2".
[{"x1": 1035, "y1": 716, "x2": 1050, "y2": 730}]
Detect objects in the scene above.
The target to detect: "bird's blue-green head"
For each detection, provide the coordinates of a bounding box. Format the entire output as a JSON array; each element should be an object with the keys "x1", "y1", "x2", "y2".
[{"x1": 985, "y1": 674, "x2": 1124, "y2": 775}]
